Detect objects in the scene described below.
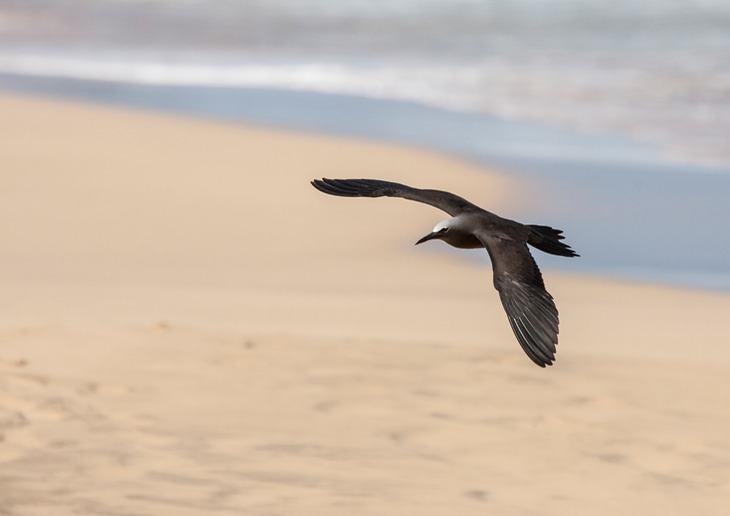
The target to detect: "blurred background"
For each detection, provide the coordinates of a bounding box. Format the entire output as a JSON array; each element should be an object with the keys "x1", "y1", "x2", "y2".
[{"x1": 2, "y1": 0, "x2": 729, "y2": 288}]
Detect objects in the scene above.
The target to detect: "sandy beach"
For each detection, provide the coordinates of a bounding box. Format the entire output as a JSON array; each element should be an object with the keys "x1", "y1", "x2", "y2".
[{"x1": 1, "y1": 93, "x2": 729, "y2": 515}]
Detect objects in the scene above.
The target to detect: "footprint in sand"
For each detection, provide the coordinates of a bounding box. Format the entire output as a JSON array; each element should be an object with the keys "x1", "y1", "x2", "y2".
[
  {"x1": 0, "y1": 409, "x2": 28, "y2": 431},
  {"x1": 77, "y1": 381, "x2": 135, "y2": 397}
]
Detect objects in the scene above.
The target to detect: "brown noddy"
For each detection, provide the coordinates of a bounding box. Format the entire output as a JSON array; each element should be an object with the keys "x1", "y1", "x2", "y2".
[{"x1": 311, "y1": 178, "x2": 579, "y2": 367}]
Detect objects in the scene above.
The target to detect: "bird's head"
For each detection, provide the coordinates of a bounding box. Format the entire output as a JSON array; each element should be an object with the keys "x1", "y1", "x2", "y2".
[{"x1": 415, "y1": 219, "x2": 451, "y2": 245}]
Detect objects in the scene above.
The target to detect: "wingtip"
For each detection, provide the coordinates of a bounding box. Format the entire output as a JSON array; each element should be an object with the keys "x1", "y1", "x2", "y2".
[
  {"x1": 500, "y1": 285, "x2": 560, "y2": 368},
  {"x1": 527, "y1": 349, "x2": 554, "y2": 368},
  {"x1": 311, "y1": 178, "x2": 335, "y2": 194},
  {"x1": 310, "y1": 177, "x2": 384, "y2": 197}
]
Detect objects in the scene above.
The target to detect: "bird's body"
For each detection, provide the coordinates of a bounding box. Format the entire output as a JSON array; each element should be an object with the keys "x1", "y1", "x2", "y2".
[{"x1": 311, "y1": 178, "x2": 579, "y2": 367}]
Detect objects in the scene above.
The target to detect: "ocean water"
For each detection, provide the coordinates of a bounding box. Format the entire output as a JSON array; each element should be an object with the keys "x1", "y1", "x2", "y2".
[
  {"x1": 1, "y1": 0, "x2": 729, "y2": 290},
  {"x1": 3, "y1": 0, "x2": 730, "y2": 166}
]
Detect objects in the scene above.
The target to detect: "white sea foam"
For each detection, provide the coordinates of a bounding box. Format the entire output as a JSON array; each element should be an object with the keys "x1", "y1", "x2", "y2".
[{"x1": 0, "y1": 52, "x2": 477, "y2": 109}]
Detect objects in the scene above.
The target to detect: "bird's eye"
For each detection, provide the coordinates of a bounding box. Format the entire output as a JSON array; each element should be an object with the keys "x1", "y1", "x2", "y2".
[{"x1": 439, "y1": 227, "x2": 449, "y2": 233}]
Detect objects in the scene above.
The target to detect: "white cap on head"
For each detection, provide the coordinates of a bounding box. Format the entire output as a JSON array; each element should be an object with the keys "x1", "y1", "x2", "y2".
[{"x1": 432, "y1": 219, "x2": 451, "y2": 232}]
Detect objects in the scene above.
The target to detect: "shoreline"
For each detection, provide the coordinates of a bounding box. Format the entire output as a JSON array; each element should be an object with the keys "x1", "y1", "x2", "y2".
[
  {"x1": 1, "y1": 91, "x2": 728, "y2": 341},
  {"x1": 2, "y1": 73, "x2": 730, "y2": 292}
]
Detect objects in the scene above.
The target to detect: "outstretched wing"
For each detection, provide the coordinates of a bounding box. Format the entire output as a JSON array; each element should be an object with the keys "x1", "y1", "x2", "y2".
[
  {"x1": 311, "y1": 178, "x2": 478, "y2": 216},
  {"x1": 478, "y1": 233, "x2": 560, "y2": 367}
]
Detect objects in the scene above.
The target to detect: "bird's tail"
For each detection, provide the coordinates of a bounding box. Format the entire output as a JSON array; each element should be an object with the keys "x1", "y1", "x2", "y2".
[{"x1": 527, "y1": 225, "x2": 580, "y2": 257}]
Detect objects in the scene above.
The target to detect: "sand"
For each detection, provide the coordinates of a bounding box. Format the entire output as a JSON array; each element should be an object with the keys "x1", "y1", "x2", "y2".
[{"x1": 1, "y1": 93, "x2": 729, "y2": 515}]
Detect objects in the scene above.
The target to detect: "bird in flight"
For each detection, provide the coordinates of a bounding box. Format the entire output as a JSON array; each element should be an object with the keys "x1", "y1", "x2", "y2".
[{"x1": 311, "y1": 178, "x2": 579, "y2": 367}]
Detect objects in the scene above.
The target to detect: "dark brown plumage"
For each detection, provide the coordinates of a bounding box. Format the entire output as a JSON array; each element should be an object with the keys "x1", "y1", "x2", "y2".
[{"x1": 311, "y1": 178, "x2": 579, "y2": 367}]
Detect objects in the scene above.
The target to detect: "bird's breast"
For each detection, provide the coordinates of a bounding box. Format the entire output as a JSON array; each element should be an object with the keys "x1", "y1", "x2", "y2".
[{"x1": 443, "y1": 232, "x2": 484, "y2": 249}]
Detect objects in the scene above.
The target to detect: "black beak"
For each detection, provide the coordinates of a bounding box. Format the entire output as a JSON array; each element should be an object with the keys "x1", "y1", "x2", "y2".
[{"x1": 415, "y1": 232, "x2": 439, "y2": 245}]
